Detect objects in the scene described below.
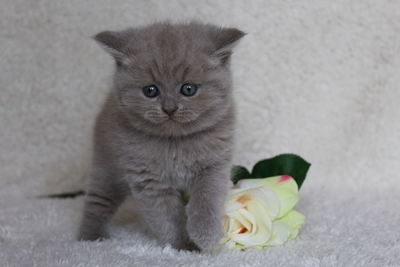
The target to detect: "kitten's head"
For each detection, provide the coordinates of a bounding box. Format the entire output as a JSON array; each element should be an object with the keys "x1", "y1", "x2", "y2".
[{"x1": 95, "y1": 22, "x2": 244, "y2": 137}]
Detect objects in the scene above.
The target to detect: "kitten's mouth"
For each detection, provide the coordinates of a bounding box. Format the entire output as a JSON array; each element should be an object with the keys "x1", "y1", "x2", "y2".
[
  {"x1": 166, "y1": 117, "x2": 188, "y2": 124},
  {"x1": 143, "y1": 111, "x2": 199, "y2": 125},
  {"x1": 170, "y1": 111, "x2": 199, "y2": 124},
  {"x1": 144, "y1": 116, "x2": 179, "y2": 124},
  {"x1": 168, "y1": 115, "x2": 197, "y2": 124}
]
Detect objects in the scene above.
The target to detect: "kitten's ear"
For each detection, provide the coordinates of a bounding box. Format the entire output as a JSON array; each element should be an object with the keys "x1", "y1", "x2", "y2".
[
  {"x1": 93, "y1": 30, "x2": 131, "y2": 66},
  {"x1": 209, "y1": 27, "x2": 246, "y2": 66}
]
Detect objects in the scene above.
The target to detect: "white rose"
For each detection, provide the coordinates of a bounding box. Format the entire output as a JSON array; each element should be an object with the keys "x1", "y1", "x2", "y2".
[{"x1": 221, "y1": 175, "x2": 305, "y2": 249}]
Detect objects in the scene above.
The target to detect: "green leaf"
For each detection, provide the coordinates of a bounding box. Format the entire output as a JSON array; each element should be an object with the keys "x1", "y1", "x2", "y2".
[
  {"x1": 231, "y1": 154, "x2": 311, "y2": 189},
  {"x1": 231, "y1": 165, "x2": 251, "y2": 184}
]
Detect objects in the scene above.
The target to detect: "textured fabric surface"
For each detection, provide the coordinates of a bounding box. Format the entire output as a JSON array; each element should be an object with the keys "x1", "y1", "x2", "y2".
[
  {"x1": 1, "y1": 0, "x2": 399, "y2": 266},
  {"x1": 1, "y1": 189, "x2": 399, "y2": 266}
]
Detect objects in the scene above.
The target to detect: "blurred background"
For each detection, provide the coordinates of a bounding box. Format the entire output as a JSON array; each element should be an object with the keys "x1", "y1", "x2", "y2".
[
  {"x1": 1, "y1": 0, "x2": 400, "y2": 265},
  {"x1": 2, "y1": 0, "x2": 399, "y2": 198}
]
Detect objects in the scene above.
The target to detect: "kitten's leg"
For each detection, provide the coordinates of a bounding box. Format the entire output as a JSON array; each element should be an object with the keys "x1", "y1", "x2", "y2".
[
  {"x1": 130, "y1": 178, "x2": 199, "y2": 251},
  {"x1": 186, "y1": 165, "x2": 230, "y2": 252},
  {"x1": 78, "y1": 166, "x2": 129, "y2": 241}
]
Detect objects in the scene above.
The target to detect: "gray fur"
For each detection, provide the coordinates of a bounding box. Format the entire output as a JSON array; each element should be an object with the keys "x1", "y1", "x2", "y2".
[{"x1": 78, "y1": 21, "x2": 244, "y2": 252}]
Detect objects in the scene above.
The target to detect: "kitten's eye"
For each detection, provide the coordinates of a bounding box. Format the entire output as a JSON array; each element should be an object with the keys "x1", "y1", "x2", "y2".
[
  {"x1": 180, "y1": 83, "x2": 198, "y2": 97},
  {"x1": 142, "y1": 85, "x2": 159, "y2": 98}
]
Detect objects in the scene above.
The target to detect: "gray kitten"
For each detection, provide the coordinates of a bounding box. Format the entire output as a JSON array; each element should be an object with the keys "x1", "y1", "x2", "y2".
[{"x1": 78, "y1": 21, "x2": 244, "y2": 252}]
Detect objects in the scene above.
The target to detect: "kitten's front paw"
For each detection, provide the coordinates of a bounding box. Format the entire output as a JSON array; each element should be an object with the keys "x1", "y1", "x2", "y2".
[
  {"x1": 77, "y1": 226, "x2": 109, "y2": 241},
  {"x1": 186, "y1": 217, "x2": 223, "y2": 253},
  {"x1": 173, "y1": 240, "x2": 201, "y2": 253}
]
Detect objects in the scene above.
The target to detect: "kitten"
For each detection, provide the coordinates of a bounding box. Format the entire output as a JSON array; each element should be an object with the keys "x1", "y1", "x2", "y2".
[{"x1": 78, "y1": 21, "x2": 244, "y2": 252}]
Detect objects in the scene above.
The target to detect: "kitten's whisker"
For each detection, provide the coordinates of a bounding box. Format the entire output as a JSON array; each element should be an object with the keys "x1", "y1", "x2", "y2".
[{"x1": 144, "y1": 110, "x2": 169, "y2": 123}]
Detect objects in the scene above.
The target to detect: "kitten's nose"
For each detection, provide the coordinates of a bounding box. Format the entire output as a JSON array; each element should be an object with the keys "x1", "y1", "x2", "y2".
[{"x1": 162, "y1": 106, "x2": 178, "y2": 116}]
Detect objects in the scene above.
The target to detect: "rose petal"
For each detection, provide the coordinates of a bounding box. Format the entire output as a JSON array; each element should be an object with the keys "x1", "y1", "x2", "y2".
[
  {"x1": 266, "y1": 221, "x2": 291, "y2": 246},
  {"x1": 228, "y1": 187, "x2": 281, "y2": 219},
  {"x1": 237, "y1": 175, "x2": 298, "y2": 195},
  {"x1": 236, "y1": 176, "x2": 299, "y2": 218},
  {"x1": 229, "y1": 198, "x2": 273, "y2": 247},
  {"x1": 277, "y1": 210, "x2": 305, "y2": 239},
  {"x1": 225, "y1": 193, "x2": 246, "y2": 212},
  {"x1": 227, "y1": 210, "x2": 253, "y2": 233},
  {"x1": 261, "y1": 210, "x2": 305, "y2": 247}
]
